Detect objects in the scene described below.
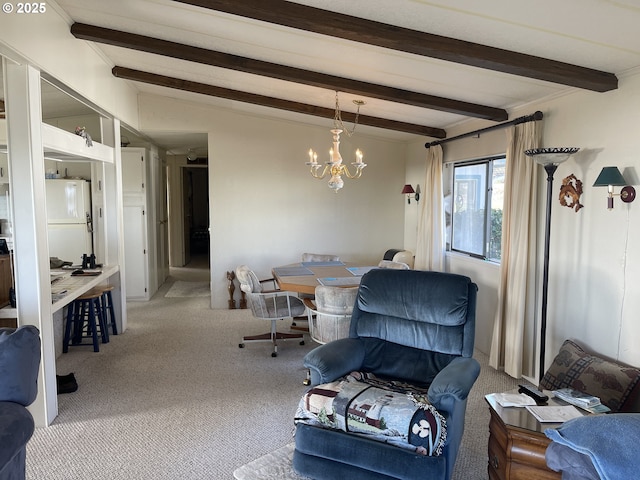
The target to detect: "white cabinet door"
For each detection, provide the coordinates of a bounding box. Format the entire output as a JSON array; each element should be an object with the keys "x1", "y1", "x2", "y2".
[
  {"x1": 121, "y1": 148, "x2": 146, "y2": 194},
  {"x1": 0, "y1": 153, "x2": 9, "y2": 184},
  {"x1": 123, "y1": 205, "x2": 148, "y2": 300}
]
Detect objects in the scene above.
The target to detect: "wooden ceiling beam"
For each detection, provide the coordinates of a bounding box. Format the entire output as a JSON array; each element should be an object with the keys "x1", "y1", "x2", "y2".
[
  {"x1": 112, "y1": 67, "x2": 446, "y2": 138},
  {"x1": 71, "y1": 23, "x2": 507, "y2": 122},
  {"x1": 174, "y1": 0, "x2": 618, "y2": 93}
]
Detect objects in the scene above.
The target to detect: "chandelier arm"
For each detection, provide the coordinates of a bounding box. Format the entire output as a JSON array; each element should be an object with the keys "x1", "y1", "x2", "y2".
[
  {"x1": 341, "y1": 165, "x2": 365, "y2": 179},
  {"x1": 309, "y1": 165, "x2": 332, "y2": 180}
]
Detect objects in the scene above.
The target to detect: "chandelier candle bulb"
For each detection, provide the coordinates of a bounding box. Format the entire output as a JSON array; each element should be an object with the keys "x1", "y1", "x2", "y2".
[{"x1": 308, "y1": 149, "x2": 317, "y2": 164}]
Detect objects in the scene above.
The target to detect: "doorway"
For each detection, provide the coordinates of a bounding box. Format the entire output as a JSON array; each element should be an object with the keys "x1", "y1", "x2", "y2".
[{"x1": 181, "y1": 166, "x2": 209, "y2": 267}]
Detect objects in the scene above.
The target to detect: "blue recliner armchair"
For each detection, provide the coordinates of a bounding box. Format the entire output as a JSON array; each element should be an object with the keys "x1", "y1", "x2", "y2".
[
  {"x1": 0, "y1": 326, "x2": 41, "y2": 480},
  {"x1": 293, "y1": 269, "x2": 480, "y2": 480}
]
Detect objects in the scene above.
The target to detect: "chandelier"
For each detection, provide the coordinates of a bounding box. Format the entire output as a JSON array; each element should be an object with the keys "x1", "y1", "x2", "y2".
[{"x1": 305, "y1": 92, "x2": 367, "y2": 192}]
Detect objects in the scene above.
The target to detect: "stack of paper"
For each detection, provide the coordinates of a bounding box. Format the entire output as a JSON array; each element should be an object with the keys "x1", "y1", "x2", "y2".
[
  {"x1": 487, "y1": 392, "x2": 537, "y2": 407},
  {"x1": 553, "y1": 388, "x2": 601, "y2": 408}
]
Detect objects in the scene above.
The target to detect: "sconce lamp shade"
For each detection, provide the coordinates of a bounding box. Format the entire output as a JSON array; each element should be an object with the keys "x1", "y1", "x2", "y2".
[
  {"x1": 401, "y1": 184, "x2": 415, "y2": 195},
  {"x1": 593, "y1": 167, "x2": 627, "y2": 187},
  {"x1": 593, "y1": 166, "x2": 635, "y2": 209},
  {"x1": 401, "y1": 184, "x2": 420, "y2": 204}
]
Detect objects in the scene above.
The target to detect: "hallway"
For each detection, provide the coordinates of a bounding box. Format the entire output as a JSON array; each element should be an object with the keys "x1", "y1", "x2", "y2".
[{"x1": 166, "y1": 253, "x2": 210, "y2": 283}]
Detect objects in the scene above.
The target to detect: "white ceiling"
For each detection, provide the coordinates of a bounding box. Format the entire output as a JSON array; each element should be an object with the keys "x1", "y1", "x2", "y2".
[{"x1": 39, "y1": 0, "x2": 640, "y2": 154}]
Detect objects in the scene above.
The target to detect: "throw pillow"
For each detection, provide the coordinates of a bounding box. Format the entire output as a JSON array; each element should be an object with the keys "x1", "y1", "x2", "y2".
[
  {"x1": 0, "y1": 326, "x2": 41, "y2": 405},
  {"x1": 540, "y1": 339, "x2": 640, "y2": 412}
]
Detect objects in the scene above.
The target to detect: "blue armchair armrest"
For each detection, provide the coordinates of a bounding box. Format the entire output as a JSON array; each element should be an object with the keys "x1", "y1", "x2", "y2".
[
  {"x1": 428, "y1": 357, "x2": 481, "y2": 412},
  {"x1": 304, "y1": 338, "x2": 366, "y2": 386}
]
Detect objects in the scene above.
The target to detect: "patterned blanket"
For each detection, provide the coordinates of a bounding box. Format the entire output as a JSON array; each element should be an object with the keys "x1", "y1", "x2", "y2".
[{"x1": 295, "y1": 372, "x2": 446, "y2": 456}]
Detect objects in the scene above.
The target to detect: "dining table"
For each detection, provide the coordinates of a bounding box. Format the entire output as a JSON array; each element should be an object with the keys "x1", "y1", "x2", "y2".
[{"x1": 272, "y1": 261, "x2": 377, "y2": 295}]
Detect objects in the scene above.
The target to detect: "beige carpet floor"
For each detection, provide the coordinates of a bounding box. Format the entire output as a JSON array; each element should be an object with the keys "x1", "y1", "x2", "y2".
[
  {"x1": 164, "y1": 280, "x2": 211, "y2": 297},
  {"x1": 27, "y1": 265, "x2": 520, "y2": 479}
]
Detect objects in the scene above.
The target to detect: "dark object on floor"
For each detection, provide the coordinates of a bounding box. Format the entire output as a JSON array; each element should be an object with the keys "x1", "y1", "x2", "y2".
[
  {"x1": 0, "y1": 325, "x2": 41, "y2": 480},
  {"x1": 56, "y1": 373, "x2": 78, "y2": 394}
]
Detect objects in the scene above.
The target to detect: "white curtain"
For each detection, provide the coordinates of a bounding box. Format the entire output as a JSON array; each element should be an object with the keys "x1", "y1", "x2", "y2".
[
  {"x1": 489, "y1": 121, "x2": 542, "y2": 378},
  {"x1": 415, "y1": 145, "x2": 444, "y2": 271}
]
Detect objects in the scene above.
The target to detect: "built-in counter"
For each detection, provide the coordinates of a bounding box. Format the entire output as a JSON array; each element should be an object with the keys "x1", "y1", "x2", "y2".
[
  {"x1": 50, "y1": 265, "x2": 119, "y2": 313},
  {"x1": 50, "y1": 265, "x2": 120, "y2": 358}
]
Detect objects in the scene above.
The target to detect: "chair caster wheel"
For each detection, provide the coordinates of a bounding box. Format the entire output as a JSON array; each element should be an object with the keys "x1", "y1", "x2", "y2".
[
  {"x1": 239, "y1": 343, "x2": 245, "y2": 348},
  {"x1": 300, "y1": 340, "x2": 305, "y2": 345},
  {"x1": 271, "y1": 352, "x2": 278, "y2": 358},
  {"x1": 303, "y1": 379, "x2": 310, "y2": 386}
]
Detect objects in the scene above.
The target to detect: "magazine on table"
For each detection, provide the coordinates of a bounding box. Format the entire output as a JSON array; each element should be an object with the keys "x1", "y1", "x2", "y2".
[{"x1": 552, "y1": 388, "x2": 601, "y2": 408}]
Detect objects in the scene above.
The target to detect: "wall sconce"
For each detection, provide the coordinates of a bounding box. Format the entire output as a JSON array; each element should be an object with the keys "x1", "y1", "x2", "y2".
[
  {"x1": 401, "y1": 184, "x2": 420, "y2": 204},
  {"x1": 592, "y1": 167, "x2": 636, "y2": 209}
]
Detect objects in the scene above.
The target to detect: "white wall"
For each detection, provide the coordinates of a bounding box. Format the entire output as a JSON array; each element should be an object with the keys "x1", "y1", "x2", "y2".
[
  {"x1": 138, "y1": 94, "x2": 408, "y2": 309},
  {"x1": 0, "y1": 4, "x2": 139, "y2": 130},
  {"x1": 405, "y1": 70, "x2": 640, "y2": 375}
]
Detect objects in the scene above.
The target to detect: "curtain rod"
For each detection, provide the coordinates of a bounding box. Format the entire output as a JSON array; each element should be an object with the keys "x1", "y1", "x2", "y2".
[{"x1": 425, "y1": 110, "x2": 543, "y2": 148}]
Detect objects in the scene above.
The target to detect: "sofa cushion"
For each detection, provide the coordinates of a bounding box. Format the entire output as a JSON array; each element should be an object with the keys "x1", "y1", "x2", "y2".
[
  {"x1": 0, "y1": 326, "x2": 41, "y2": 406},
  {"x1": 540, "y1": 339, "x2": 640, "y2": 412}
]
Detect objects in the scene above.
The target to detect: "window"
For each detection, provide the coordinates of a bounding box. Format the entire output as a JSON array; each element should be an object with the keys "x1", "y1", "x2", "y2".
[{"x1": 450, "y1": 156, "x2": 505, "y2": 262}]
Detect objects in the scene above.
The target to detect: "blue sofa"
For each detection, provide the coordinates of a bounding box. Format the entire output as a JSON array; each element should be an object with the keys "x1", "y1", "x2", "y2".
[
  {"x1": 293, "y1": 269, "x2": 480, "y2": 480},
  {"x1": 0, "y1": 326, "x2": 41, "y2": 480}
]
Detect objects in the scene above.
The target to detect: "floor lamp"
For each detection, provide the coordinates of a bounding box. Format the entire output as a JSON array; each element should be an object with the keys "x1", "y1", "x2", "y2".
[{"x1": 525, "y1": 147, "x2": 579, "y2": 381}]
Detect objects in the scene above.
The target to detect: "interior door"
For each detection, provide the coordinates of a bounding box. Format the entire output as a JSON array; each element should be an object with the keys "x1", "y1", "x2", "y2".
[
  {"x1": 123, "y1": 205, "x2": 148, "y2": 299},
  {"x1": 157, "y1": 162, "x2": 169, "y2": 281},
  {"x1": 182, "y1": 168, "x2": 192, "y2": 265}
]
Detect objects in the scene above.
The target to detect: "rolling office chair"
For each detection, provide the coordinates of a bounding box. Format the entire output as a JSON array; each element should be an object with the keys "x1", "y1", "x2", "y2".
[{"x1": 235, "y1": 265, "x2": 305, "y2": 357}]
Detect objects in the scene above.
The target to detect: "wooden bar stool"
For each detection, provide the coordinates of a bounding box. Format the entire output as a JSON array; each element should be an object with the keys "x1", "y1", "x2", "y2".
[
  {"x1": 62, "y1": 290, "x2": 108, "y2": 353},
  {"x1": 95, "y1": 285, "x2": 118, "y2": 335}
]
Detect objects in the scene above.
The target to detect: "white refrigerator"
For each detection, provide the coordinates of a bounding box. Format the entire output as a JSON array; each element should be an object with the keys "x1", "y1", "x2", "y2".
[{"x1": 45, "y1": 179, "x2": 93, "y2": 264}]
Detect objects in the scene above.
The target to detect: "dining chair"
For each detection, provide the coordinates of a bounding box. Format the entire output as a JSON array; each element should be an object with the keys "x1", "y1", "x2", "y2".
[
  {"x1": 382, "y1": 249, "x2": 414, "y2": 268},
  {"x1": 302, "y1": 285, "x2": 358, "y2": 345},
  {"x1": 301, "y1": 253, "x2": 341, "y2": 263},
  {"x1": 235, "y1": 265, "x2": 306, "y2": 357},
  {"x1": 377, "y1": 259, "x2": 410, "y2": 269}
]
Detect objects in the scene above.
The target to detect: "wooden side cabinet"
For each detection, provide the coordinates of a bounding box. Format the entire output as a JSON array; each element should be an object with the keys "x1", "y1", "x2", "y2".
[
  {"x1": 488, "y1": 406, "x2": 561, "y2": 480},
  {"x1": 485, "y1": 393, "x2": 564, "y2": 480},
  {"x1": 0, "y1": 254, "x2": 12, "y2": 308}
]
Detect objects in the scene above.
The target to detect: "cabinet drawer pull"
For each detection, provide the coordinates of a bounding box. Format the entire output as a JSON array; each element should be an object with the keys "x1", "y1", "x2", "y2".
[{"x1": 491, "y1": 455, "x2": 499, "y2": 469}]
